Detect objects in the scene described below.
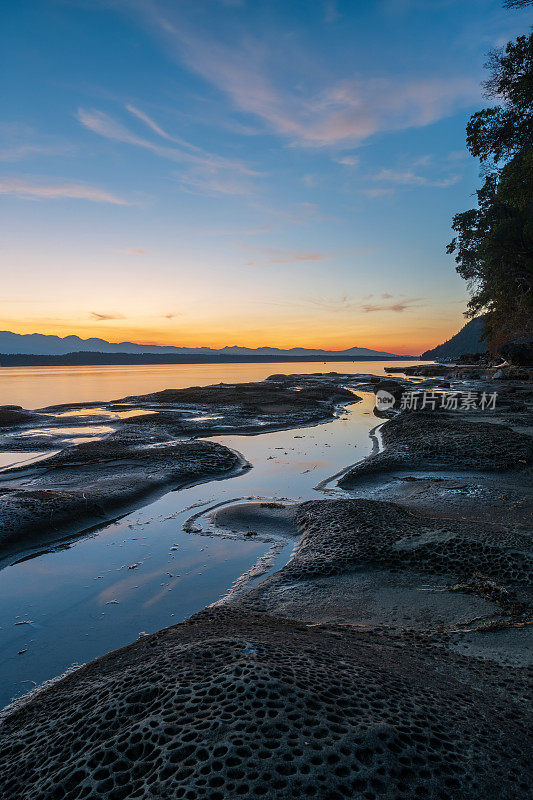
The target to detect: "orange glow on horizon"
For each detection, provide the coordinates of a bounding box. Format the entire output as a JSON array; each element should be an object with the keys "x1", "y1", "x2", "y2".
[{"x1": 1, "y1": 316, "x2": 466, "y2": 357}]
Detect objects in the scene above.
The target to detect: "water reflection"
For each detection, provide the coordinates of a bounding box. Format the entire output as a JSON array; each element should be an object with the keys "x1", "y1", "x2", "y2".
[{"x1": 0, "y1": 392, "x2": 380, "y2": 708}]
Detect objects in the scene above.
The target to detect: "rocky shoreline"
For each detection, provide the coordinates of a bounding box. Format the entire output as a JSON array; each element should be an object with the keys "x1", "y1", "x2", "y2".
[{"x1": 0, "y1": 368, "x2": 531, "y2": 799}]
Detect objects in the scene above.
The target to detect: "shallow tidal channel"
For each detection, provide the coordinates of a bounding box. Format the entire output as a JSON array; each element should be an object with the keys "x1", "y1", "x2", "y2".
[{"x1": 0, "y1": 393, "x2": 379, "y2": 708}]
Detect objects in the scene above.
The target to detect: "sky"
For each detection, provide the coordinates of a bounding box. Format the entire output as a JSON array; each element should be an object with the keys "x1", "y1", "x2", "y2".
[{"x1": 1, "y1": 0, "x2": 531, "y2": 355}]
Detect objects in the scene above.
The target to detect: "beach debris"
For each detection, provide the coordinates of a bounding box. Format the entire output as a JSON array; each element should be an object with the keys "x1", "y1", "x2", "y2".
[{"x1": 245, "y1": 530, "x2": 258, "y2": 537}]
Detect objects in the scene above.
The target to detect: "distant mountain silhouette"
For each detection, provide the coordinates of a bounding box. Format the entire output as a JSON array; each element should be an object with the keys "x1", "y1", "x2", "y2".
[
  {"x1": 0, "y1": 331, "x2": 411, "y2": 359},
  {"x1": 421, "y1": 317, "x2": 487, "y2": 360}
]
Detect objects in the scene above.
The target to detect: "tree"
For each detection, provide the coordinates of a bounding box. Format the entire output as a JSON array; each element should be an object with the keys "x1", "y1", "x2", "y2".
[
  {"x1": 503, "y1": 1, "x2": 532, "y2": 8},
  {"x1": 466, "y1": 34, "x2": 533, "y2": 163},
  {"x1": 447, "y1": 18, "x2": 533, "y2": 350}
]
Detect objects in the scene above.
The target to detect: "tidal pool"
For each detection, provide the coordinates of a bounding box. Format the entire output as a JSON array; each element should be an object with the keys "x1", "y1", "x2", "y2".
[{"x1": 0, "y1": 391, "x2": 380, "y2": 708}]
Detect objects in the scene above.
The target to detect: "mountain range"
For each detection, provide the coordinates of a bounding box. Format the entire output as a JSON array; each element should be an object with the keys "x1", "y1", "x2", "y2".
[{"x1": 0, "y1": 331, "x2": 410, "y2": 359}]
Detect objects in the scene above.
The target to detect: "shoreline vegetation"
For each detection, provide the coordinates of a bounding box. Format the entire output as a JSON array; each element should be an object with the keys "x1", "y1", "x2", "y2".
[{"x1": 0, "y1": 365, "x2": 531, "y2": 798}]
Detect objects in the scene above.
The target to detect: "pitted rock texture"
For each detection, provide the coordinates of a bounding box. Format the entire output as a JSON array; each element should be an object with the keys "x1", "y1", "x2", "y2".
[
  {"x1": 0, "y1": 608, "x2": 530, "y2": 800},
  {"x1": 289, "y1": 499, "x2": 531, "y2": 589},
  {"x1": 339, "y1": 411, "x2": 533, "y2": 486}
]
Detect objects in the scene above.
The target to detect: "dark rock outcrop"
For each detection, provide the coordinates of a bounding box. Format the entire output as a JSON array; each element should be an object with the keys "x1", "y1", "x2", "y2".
[{"x1": 500, "y1": 337, "x2": 533, "y2": 367}]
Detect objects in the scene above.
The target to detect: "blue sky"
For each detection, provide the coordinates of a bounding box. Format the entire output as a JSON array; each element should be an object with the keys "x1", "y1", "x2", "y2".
[{"x1": 1, "y1": 0, "x2": 530, "y2": 353}]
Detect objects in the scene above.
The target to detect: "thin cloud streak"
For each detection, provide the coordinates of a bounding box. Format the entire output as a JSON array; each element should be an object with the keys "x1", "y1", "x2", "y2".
[
  {"x1": 125, "y1": 104, "x2": 202, "y2": 153},
  {"x1": 126, "y1": 104, "x2": 179, "y2": 142},
  {"x1": 375, "y1": 168, "x2": 461, "y2": 187},
  {"x1": 242, "y1": 247, "x2": 330, "y2": 266},
  {"x1": 361, "y1": 298, "x2": 424, "y2": 313},
  {"x1": 305, "y1": 293, "x2": 424, "y2": 313},
  {"x1": 335, "y1": 155, "x2": 359, "y2": 166},
  {"x1": 0, "y1": 143, "x2": 74, "y2": 162},
  {"x1": 77, "y1": 108, "x2": 259, "y2": 173},
  {"x1": 78, "y1": 106, "x2": 260, "y2": 196},
  {"x1": 90, "y1": 311, "x2": 126, "y2": 320},
  {"x1": 0, "y1": 178, "x2": 132, "y2": 204}
]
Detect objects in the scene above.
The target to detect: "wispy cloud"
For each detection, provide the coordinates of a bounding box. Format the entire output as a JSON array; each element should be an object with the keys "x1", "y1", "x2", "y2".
[
  {"x1": 0, "y1": 124, "x2": 76, "y2": 163},
  {"x1": 241, "y1": 247, "x2": 330, "y2": 266},
  {"x1": 374, "y1": 168, "x2": 461, "y2": 188},
  {"x1": 121, "y1": 247, "x2": 146, "y2": 255},
  {"x1": 303, "y1": 174, "x2": 319, "y2": 188},
  {"x1": 143, "y1": 9, "x2": 479, "y2": 148},
  {"x1": 125, "y1": 104, "x2": 204, "y2": 154},
  {"x1": 126, "y1": 104, "x2": 178, "y2": 142},
  {"x1": 0, "y1": 143, "x2": 74, "y2": 162},
  {"x1": 0, "y1": 177, "x2": 132, "y2": 204},
  {"x1": 300, "y1": 292, "x2": 424, "y2": 314},
  {"x1": 90, "y1": 311, "x2": 126, "y2": 320},
  {"x1": 335, "y1": 155, "x2": 359, "y2": 166},
  {"x1": 307, "y1": 293, "x2": 357, "y2": 312},
  {"x1": 78, "y1": 105, "x2": 260, "y2": 195},
  {"x1": 361, "y1": 298, "x2": 423, "y2": 313},
  {"x1": 361, "y1": 187, "x2": 395, "y2": 198},
  {"x1": 448, "y1": 149, "x2": 469, "y2": 161},
  {"x1": 177, "y1": 170, "x2": 253, "y2": 197}
]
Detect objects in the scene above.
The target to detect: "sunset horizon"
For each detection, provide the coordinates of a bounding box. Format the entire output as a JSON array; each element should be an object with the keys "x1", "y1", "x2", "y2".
[
  {"x1": 0, "y1": 323, "x2": 436, "y2": 356},
  {"x1": 4, "y1": 1, "x2": 529, "y2": 358}
]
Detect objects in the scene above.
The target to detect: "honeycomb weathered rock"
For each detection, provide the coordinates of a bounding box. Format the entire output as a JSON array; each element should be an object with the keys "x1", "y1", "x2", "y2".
[{"x1": 0, "y1": 608, "x2": 530, "y2": 800}]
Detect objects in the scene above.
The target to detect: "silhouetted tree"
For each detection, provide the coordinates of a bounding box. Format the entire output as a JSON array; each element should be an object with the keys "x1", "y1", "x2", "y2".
[{"x1": 447, "y1": 21, "x2": 532, "y2": 349}]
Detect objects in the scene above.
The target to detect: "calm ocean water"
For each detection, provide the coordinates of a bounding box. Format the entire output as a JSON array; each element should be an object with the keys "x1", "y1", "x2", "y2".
[{"x1": 0, "y1": 360, "x2": 421, "y2": 408}]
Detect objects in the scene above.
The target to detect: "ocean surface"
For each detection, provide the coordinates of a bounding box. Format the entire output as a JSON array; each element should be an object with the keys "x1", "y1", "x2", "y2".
[
  {"x1": 1, "y1": 360, "x2": 419, "y2": 409},
  {"x1": 0, "y1": 361, "x2": 421, "y2": 709}
]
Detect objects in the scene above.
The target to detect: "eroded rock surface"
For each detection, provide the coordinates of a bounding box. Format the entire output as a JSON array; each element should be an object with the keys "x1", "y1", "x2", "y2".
[
  {"x1": 339, "y1": 410, "x2": 533, "y2": 484},
  {"x1": 0, "y1": 607, "x2": 530, "y2": 800}
]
